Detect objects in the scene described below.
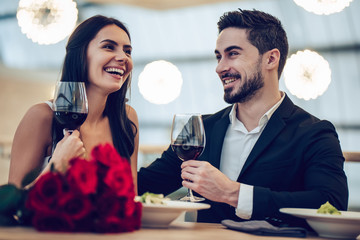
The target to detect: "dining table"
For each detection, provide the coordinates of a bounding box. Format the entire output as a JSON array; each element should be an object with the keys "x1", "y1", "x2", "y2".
[{"x1": 1, "y1": 221, "x2": 357, "y2": 240}]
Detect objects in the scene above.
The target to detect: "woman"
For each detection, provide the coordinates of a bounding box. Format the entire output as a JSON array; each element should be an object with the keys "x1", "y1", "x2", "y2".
[{"x1": 8, "y1": 15, "x2": 139, "y2": 192}]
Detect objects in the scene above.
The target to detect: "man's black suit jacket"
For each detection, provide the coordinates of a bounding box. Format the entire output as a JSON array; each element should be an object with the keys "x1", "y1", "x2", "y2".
[{"x1": 138, "y1": 95, "x2": 348, "y2": 226}]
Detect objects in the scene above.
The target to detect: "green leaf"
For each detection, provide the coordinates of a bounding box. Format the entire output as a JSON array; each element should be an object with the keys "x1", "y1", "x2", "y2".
[
  {"x1": 0, "y1": 184, "x2": 23, "y2": 214},
  {"x1": 21, "y1": 165, "x2": 42, "y2": 188},
  {"x1": 0, "y1": 214, "x2": 18, "y2": 226}
]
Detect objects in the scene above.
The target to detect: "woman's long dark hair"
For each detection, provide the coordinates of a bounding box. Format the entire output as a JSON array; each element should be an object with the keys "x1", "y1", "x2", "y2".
[{"x1": 53, "y1": 15, "x2": 136, "y2": 160}]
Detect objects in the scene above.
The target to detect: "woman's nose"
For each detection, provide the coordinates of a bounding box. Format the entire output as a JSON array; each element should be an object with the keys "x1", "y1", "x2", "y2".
[{"x1": 115, "y1": 51, "x2": 128, "y2": 63}]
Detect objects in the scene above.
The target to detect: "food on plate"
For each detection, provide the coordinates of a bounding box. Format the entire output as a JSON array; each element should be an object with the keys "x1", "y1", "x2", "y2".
[
  {"x1": 135, "y1": 192, "x2": 170, "y2": 205},
  {"x1": 317, "y1": 201, "x2": 341, "y2": 215}
]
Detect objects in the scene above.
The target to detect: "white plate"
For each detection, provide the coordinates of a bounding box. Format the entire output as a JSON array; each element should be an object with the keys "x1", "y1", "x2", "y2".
[
  {"x1": 280, "y1": 208, "x2": 360, "y2": 239},
  {"x1": 140, "y1": 200, "x2": 210, "y2": 228}
]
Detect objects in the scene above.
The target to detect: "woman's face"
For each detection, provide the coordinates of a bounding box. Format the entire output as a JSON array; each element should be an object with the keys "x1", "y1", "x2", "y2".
[{"x1": 86, "y1": 24, "x2": 133, "y2": 95}]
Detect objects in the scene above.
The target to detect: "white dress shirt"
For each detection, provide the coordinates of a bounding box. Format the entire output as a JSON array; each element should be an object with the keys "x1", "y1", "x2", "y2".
[{"x1": 219, "y1": 92, "x2": 285, "y2": 219}]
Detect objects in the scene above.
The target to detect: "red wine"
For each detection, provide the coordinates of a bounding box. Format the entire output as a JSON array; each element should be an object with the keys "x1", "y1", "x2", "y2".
[
  {"x1": 171, "y1": 144, "x2": 204, "y2": 161},
  {"x1": 54, "y1": 111, "x2": 87, "y2": 130}
]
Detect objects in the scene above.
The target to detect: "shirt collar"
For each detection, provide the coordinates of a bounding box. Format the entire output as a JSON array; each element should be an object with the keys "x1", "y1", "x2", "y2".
[{"x1": 229, "y1": 91, "x2": 286, "y2": 128}]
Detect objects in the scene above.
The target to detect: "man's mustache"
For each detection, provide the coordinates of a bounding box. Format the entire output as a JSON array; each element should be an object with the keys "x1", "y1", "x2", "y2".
[{"x1": 221, "y1": 73, "x2": 242, "y2": 79}]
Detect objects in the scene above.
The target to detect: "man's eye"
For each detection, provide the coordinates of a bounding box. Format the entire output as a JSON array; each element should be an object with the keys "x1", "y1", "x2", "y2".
[
  {"x1": 229, "y1": 51, "x2": 239, "y2": 57},
  {"x1": 125, "y1": 49, "x2": 132, "y2": 55},
  {"x1": 215, "y1": 55, "x2": 221, "y2": 61}
]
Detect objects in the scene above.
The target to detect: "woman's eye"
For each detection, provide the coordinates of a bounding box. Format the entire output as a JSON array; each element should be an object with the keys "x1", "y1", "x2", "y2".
[
  {"x1": 103, "y1": 44, "x2": 115, "y2": 50},
  {"x1": 125, "y1": 49, "x2": 132, "y2": 55},
  {"x1": 215, "y1": 55, "x2": 221, "y2": 61}
]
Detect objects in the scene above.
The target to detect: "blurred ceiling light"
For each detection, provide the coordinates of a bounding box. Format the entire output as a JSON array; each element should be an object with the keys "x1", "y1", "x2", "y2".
[
  {"x1": 284, "y1": 50, "x2": 331, "y2": 101},
  {"x1": 17, "y1": 0, "x2": 78, "y2": 45},
  {"x1": 138, "y1": 60, "x2": 183, "y2": 105},
  {"x1": 293, "y1": 0, "x2": 353, "y2": 15}
]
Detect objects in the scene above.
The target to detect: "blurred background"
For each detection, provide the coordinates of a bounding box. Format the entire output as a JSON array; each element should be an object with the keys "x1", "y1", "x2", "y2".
[{"x1": 0, "y1": 0, "x2": 359, "y2": 209}]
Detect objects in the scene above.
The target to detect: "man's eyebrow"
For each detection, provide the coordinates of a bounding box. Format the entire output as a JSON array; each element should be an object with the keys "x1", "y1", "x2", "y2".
[
  {"x1": 214, "y1": 45, "x2": 243, "y2": 55},
  {"x1": 224, "y1": 45, "x2": 242, "y2": 52}
]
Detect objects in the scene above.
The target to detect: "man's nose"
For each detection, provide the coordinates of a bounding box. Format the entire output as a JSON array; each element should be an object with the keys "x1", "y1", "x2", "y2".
[{"x1": 216, "y1": 58, "x2": 230, "y2": 75}]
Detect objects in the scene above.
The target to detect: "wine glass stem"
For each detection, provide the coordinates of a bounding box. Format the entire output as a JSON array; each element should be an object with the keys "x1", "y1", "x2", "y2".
[
  {"x1": 63, "y1": 128, "x2": 74, "y2": 135},
  {"x1": 187, "y1": 188, "x2": 196, "y2": 201}
]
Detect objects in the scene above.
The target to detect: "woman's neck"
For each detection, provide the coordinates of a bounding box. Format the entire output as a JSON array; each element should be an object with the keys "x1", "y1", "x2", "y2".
[{"x1": 84, "y1": 88, "x2": 108, "y2": 126}]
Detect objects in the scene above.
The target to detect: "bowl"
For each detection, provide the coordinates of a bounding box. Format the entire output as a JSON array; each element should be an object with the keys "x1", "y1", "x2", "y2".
[
  {"x1": 280, "y1": 208, "x2": 360, "y2": 239},
  {"x1": 140, "y1": 200, "x2": 210, "y2": 228}
]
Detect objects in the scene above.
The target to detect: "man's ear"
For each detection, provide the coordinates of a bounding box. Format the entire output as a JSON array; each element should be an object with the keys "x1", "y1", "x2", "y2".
[{"x1": 264, "y1": 48, "x2": 280, "y2": 70}]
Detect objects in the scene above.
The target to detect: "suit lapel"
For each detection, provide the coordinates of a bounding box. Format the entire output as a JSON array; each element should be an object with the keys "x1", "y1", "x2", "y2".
[
  {"x1": 208, "y1": 108, "x2": 231, "y2": 169},
  {"x1": 238, "y1": 95, "x2": 294, "y2": 177}
]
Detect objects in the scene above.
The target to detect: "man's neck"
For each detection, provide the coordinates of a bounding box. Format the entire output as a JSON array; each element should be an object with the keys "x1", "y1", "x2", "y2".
[{"x1": 235, "y1": 91, "x2": 282, "y2": 132}]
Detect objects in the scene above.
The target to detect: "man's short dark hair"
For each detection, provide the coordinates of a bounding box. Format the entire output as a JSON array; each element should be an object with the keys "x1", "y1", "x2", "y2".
[{"x1": 217, "y1": 9, "x2": 289, "y2": 79}]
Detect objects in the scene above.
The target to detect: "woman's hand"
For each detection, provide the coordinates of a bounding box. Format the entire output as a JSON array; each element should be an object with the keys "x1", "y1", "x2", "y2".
[{"x1": 50, "y1": 130, "x2": 85, "y2": 172}]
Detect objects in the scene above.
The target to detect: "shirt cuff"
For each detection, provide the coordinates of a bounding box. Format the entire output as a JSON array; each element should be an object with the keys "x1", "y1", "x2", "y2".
[{"x1": 235, "y1": 183, "x2": 253, "y2": 219}]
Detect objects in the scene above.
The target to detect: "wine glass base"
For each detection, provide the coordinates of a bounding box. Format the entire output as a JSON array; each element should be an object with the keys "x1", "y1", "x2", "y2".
[{"x1": 179, "y1": 196, "x2": 205, "y2": 202}]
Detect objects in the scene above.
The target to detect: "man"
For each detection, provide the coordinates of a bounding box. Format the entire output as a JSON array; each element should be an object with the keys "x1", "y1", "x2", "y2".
[{"x1": 138, "y1": 9, "x2": 348, "y2": 227}]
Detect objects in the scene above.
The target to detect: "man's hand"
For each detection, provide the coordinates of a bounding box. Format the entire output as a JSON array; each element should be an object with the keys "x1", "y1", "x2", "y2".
[{"x1": 181, "y1": 160, "x2": 240, "y2": 207}]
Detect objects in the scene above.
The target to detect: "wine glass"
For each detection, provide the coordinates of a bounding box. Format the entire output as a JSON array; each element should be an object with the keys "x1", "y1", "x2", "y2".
[
  {"x1": 53, "y1": 81, "x2": 88, "y2": 134},
  {"x1": 171, "y1": 114, "x2": 206, "y2": 202}
]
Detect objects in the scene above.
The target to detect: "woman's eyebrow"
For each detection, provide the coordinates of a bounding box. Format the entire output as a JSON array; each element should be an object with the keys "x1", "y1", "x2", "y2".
[
  {"x1": 100, "y1": 39, "x2": 132, "y2": 50},
  {"x1": 100, "y1": 39, "x2": 118, "y2": 45}
]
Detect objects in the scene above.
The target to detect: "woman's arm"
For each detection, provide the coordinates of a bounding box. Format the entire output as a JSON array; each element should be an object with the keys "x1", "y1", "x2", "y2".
[
  {"x1": 9, "y1": 103, "x2": 86, "y2": 188},
  {"x1": 8, "y1": 103, "x2": 53, "y2": 188},
  {"x1": 126, "y1": 104, "x2": 139, "y2": 195}
]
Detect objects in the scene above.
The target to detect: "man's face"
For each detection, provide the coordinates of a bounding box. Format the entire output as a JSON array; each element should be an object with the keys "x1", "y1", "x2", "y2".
[{"x1": 215, "y1": 27, "x2": 264, "y2": 104}]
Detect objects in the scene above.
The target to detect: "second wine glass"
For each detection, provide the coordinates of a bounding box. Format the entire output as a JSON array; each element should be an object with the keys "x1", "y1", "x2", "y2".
[
  {"x1": 53, "y1": 81, "x2": 88, "y2": 134},
  {"x1": 171, "y1": 114, "x2": 206, "y2": 202}
]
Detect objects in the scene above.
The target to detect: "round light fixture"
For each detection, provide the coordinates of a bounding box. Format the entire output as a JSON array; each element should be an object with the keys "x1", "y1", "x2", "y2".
[
  {"x1": 293, "y1": 0, "x2": 353, "y2": 15},
  {"x1": 17, "y1": 0, "x2": 78, "y2": 45},
  {"x1": 138, "y1": 60, "x2": 183, "y2": 105},
  {"x1": 283, "y1": 49, "x2": 331, "y2": 101}
]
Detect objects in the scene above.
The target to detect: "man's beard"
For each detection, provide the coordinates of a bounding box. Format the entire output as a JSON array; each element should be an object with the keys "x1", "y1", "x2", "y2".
[{"x1": 224, "y1": 64, "x2": 264, "y2": 104}]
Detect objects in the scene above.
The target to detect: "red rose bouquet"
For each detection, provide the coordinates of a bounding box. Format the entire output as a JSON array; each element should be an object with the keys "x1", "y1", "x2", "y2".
[{"x1": 24, "y1": 143, "x2": 142, "y2": 233}]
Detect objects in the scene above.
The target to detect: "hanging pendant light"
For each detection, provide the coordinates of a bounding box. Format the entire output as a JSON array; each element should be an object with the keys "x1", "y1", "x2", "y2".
[
  {"x1": 17, "y1": 0, "x2": 78, "y2": 45},
  {"x1": 138, "y1": 60, "x2": 183, "y2": 105},
  {"x1": 293, "y1": 0, "x2": 353, "y2": 15},
  {"x1": 283, "y1": 49, "x2": 331, "y2": 101}
]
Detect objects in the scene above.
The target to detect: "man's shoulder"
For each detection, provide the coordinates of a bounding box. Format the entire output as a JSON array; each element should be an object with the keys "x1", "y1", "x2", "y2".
[
  {"x1": 281, "y1": 98, "x2": 336, "y2": 133},
  {"x1": 202, "y1": 105, "x2": 232, "y2": 122}
]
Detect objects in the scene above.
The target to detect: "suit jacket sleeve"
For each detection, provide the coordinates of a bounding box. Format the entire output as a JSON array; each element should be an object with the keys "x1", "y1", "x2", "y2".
[
  {"x1": 250, "y1": 119, "x2": 348, "y2": 222},
  {"x1": 239, "y1": 96, "x2": 348, "y2": 223}
]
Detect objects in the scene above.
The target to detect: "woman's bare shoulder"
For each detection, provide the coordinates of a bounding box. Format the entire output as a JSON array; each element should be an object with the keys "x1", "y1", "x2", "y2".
[
  {"x1": 126, "y1": 104, "x2": 138, "y2": 125},
  {"x1": 19, "y1": 102, "x2": 53, "y2": 129},
  {"x1": 12, "y1": 102, "x2": 54, "y2": 154},
  {"x1": 26, "y1": 102, "x2": 53, "y2": 121}
]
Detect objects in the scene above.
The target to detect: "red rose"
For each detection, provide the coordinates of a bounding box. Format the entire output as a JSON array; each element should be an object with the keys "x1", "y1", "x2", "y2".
[
  {"x1": 95, "y1": 191, "x2": 122, "y2": 217},
  {"x1": 130, "y1": 202, "x2": 142, "y2": 230},
  {"x1": 95, "y1": 216, "x2": 135, "y2": 233},
  {"x1": 58, "y1": 192, "x2": 93, "y2": 220},
  {"x1": 26, "y1": 172, "x2": 65, "y2": 212},
  {"x1": 124, "y1": 197, "x2": 137, "y2": 217},
  {"x1": 103, "y1": 164, "x2": 134, "y2": 197},
  {"x1": 25, "y1": 143, "x2": 141, "y2": 234},
  {"x1": 66, "y1": 158, "x2": 98, "y2": 195},
  {"x1": 32, "y1": 211, "x2": 74, "y2": 232},
  {"x1": 91, "y1": 143, "x2": 122, "y2": 167}
]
